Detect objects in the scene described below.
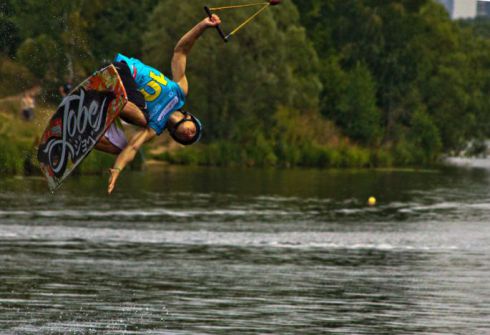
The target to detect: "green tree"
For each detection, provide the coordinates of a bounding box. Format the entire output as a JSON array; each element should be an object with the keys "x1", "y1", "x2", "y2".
[
  {"x1": 16, "y1": 35, "x2": 61, "y2": 79},
  {"x1": 11, "y1": 0, "x2": 107, "y2": 82},
  {"x1": 88, "y1": 0, "x2": 157, "y2": 62},
  {"x1": 409, "y1": 109, "x2": 442, "y2": 163},
  {"x1": 294, "y1": 0, "x2": 490, "y2": 158},
  {"x1": 142, "y1": 0, "x2": 322, "y2": 143},
  {"x1": 338, "y1": 63, "x2": 381, "y2": 144},
  {"x1": 0, "y1": 0, "x2": 19, "y2": 57}
]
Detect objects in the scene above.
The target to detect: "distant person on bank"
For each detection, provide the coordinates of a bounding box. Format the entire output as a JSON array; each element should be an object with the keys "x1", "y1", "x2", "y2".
[{"x1": 20, "y1": 91, "x2": 35, "y2": 121}]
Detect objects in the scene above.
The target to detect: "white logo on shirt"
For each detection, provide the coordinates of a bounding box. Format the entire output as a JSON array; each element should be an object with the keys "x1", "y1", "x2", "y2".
[{"x1": 157, "y1": 96, "x2": 179, "y2": 122}]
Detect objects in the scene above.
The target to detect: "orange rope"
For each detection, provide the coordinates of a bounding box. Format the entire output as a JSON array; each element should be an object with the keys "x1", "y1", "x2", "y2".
[
  {"x1": 209, "y1": 2, "x2": 269, "y2": 11},
  {"x1": 227, "y1": 4, "x2": 269, "y2": 37}
]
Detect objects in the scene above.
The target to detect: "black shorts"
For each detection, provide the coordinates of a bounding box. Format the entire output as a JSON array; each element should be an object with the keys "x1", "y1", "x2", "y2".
[
  {"x1": 112, "y1": 61, "x2": 148, "y2": 114},
  {"x1": 22, "y1": 108, "x2": 34, "y2": 121}
]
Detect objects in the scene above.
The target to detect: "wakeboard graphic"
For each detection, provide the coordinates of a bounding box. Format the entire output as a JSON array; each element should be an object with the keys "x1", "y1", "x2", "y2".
[{"x1": 38, "y1": 65, "x2": 128, "y2": 191}]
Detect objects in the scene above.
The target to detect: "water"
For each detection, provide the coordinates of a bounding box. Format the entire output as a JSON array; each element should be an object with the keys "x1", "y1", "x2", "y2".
[{"x1": 0, "y1": 166, "x2": 489, "y2": 334}]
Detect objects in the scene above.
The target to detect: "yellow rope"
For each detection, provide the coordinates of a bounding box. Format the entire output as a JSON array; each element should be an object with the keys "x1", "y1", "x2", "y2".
[
  {"x1": 227, "y1": 4, "x2": 269, "y2": 37},
  {"x1": 209, "y1": 2, "x2": 269, "y2": 11}
]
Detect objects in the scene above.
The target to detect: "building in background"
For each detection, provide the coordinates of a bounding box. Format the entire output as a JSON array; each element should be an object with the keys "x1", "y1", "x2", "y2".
[
  {"x1": 477, "y1": 0, "x2": 490, "y2": 16},
  {"x1": 437, "y1": 0, "x2": 477, "y2": 19},
  {"x1": 436, "y1": 0, "x2": 490, "y2": 19}
]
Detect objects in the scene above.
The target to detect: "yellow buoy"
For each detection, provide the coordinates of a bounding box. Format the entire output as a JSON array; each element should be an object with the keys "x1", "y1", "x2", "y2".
[{"x1": 368, "y1": 197, "x2": 377, "y2": 206}]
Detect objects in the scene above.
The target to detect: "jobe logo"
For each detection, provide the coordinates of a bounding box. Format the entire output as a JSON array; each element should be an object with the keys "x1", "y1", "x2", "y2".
[{"x1": 38, "y1": 89, "x2": 115, "y2": 178}]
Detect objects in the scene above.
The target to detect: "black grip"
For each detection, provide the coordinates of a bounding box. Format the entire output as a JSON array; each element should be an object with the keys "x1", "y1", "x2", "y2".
[{"x1": 204, "y1": 6, "x2": 228, "y2": 43}]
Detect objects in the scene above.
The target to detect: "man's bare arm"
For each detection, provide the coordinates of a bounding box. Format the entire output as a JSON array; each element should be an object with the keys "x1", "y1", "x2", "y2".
[
  {"x1": 171, "y1": 14, "x2": 221, "y2": 95},
  {"x1": 108, "y1": 127, "x2": 156, "y2": 194}
]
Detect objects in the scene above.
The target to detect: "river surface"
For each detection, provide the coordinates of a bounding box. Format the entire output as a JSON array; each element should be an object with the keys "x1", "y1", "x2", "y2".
[{"x1": 0, "y1": 165, "x2": 489, "y2": 334}]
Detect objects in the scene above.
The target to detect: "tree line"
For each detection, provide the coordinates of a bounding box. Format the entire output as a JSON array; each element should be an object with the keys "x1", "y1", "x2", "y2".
[{"x1": 1, "y1": 0, "x2": 490, "y2": 168}]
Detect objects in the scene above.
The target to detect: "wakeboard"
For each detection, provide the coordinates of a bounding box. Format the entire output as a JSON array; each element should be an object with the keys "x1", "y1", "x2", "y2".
[{"x1": 37, "y1": 65, "x2": 128, "y2": 191}]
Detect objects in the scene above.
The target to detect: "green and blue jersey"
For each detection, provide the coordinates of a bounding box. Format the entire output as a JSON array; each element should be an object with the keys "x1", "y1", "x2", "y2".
[{"x1": 114, "y1": 53, "x2": 186, "y2": 135}]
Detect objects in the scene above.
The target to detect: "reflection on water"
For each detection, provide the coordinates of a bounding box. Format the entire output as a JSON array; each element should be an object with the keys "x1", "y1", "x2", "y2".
[{"x1": 0, "y1": 166, "x2": 489, "y2": 334}]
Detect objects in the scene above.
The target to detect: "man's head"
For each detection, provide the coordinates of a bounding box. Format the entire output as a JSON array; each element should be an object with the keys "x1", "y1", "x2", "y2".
[{"x1": 168, "y1": 111, "x2": 202, "y2": 145}]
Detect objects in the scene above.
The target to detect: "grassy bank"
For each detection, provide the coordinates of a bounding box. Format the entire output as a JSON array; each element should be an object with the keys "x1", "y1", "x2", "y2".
[
  {"x1": 0, "y1": 99, "x2": 42, "y2": 175},
  {"x1": 150, "y1": 141, "x2": 427, "y2": 169},
  {"x1": 0, "y1": 95, "x2": 436, "y2": 178},
  {"x1": 0, "y1": 97, "x2": 118, "y2": 176}
]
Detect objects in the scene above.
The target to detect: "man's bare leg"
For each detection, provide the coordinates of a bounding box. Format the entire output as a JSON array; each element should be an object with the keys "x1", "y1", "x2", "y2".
[
  {"x1": 120, "y1": 102, "x2": 147, "y2": 127},
  {"x1": 95, "y1": 136, "x2": 122, "y2": 155},
  {"x1": 95, "y1": 102, "x2": 144, "y2": 155}
]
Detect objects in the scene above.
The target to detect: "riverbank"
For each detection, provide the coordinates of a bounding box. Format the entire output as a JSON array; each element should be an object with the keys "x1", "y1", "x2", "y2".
[{"x1": 0, "y1": 97, "x2": 438, "y2": 177}]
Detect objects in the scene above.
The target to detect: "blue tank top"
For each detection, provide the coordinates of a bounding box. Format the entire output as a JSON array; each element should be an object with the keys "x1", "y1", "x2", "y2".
[{"x1": 114, "y1": 53, "x2": 186, "y2": 135}]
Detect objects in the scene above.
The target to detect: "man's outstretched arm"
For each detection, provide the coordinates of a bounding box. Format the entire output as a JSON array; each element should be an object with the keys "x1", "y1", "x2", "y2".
[
  {"x1": 108, "y1": 127, "x2": 156, "y2": 194},
  {"x1": 171, "y1": 14, "x2": 221, "y2": 95}
]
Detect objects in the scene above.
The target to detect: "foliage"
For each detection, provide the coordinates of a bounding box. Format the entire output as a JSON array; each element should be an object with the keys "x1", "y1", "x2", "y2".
[
  {"x1": 87, "y1": 0, "x2": 158, "y2": 61},
  {"x1": 0, "y1": 57, "x2": 36, "y2": 97},
  {"x1": 2, "y1": 0, "x2": 490, "y2": 174},
  {"x1": 293, "y1": 0, "x2": 490, "y2": 155},
  {"x1": 0, "y1": 0, "x2": 19, "y2": 57},
  {"x1": 3, "y1": 0, "x2": 157, "y2": 89},
  {"x1": 16, "y1": 35, "x2": 62, "y2": 79},
  {"x1": 0, "y1": 135, "x2": 29, "y2": 174},
  {"x1": 143, "y1": 0, "x2": 321, "y2": 142},
  {"x1": 337, "y1": 63, "x2": 381, "y2": 144},
  {"x1": 77, "y1": 151, "x2": 116, "y2": 175}
]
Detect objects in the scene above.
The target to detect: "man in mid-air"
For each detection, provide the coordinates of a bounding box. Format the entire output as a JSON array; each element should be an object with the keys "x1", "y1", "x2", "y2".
[{"x1": 93, "y1": 14, "x2": 221, "y2": 194}]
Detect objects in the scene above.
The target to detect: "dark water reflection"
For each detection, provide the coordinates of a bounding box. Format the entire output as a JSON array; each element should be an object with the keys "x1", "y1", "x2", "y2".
[{"x1": 0, "y1": 166, "x2": 489, "y2": 334}]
